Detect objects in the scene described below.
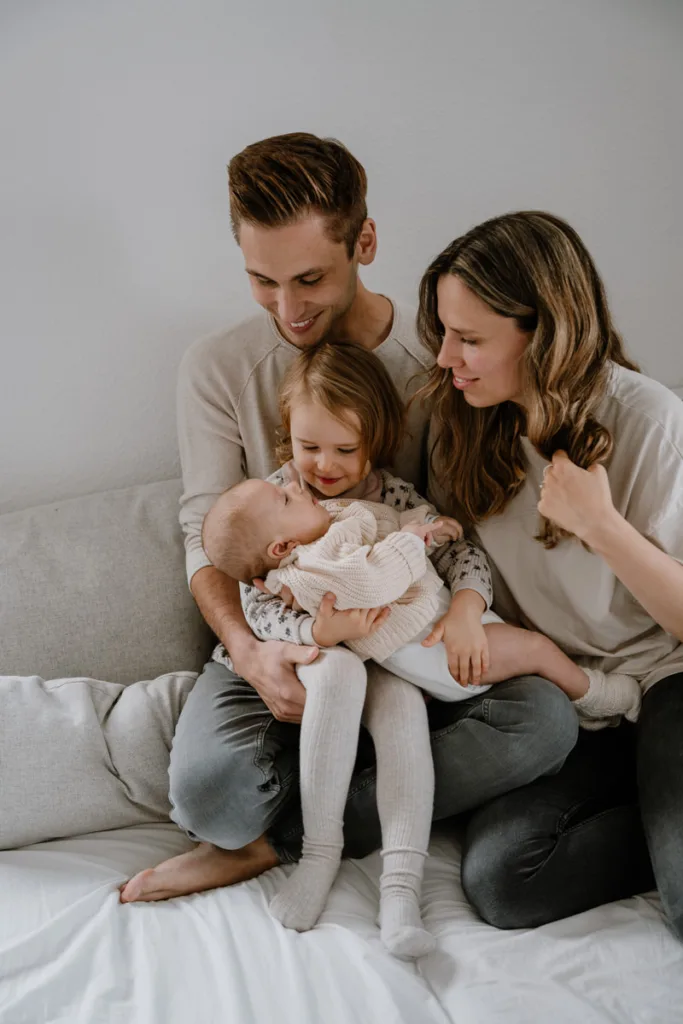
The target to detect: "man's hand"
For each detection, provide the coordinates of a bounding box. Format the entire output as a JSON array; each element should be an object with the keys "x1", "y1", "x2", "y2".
[
  {"x1": 311, "y1": 592, "x2": 391, "y2": 647},
  {"x1": 231, "y1": 638, "x2": 319, "y2": 723}
]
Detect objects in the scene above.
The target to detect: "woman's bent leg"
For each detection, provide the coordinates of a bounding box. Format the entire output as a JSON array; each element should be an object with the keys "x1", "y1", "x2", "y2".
[
  {"x1": 638, "y1": 672, "x2": 683, "y2": 940},
  {"x1": 461, "y1": 723, "x2": 654, "y2": 928}
]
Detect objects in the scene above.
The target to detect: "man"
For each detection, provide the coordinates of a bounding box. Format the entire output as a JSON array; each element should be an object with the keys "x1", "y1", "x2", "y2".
[{"x1": 120, "y1": 133, "x2": 575, "y2": 903}]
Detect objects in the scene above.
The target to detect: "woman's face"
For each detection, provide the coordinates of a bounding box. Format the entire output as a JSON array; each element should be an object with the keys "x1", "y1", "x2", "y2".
[{"x1": 436, "y1": 275, "x2": 530, "y2": 408}]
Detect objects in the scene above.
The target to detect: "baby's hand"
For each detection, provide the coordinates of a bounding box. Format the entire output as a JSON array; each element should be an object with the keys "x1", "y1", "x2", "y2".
[
  {"x1": 428, "y1": 516, "x2": 464, "y2": 545},
  {"x1": 400, "y1": 522, "x2": 436, "y2": 544},
  {"x1": 311, "y1": 593, "x2": 391, "y2": 648},
  {"x1": 400, "y1": 517, "x2": 463, "y2": 547}
]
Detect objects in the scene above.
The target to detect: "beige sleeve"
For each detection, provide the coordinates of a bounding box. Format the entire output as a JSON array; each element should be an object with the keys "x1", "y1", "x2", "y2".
[
  {"x1": 177, "y1": 343, "x2": 245, "y2": 586},
  {"x1": 270, "y1": 522, "x2": 428, "y2": 612}
]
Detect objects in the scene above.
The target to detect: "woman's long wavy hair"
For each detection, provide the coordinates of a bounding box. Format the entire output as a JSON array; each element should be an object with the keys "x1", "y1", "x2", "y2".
[{"x1": 417, "y1": 211, "x2": 639, "y2": 547}]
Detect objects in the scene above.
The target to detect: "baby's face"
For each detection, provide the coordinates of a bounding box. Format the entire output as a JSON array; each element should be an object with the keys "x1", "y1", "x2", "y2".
[{"x1": 252, "y1": 478, "x2": 331, "y2": 550}]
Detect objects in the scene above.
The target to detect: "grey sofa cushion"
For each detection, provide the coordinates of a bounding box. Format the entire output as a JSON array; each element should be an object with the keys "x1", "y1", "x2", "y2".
[
  {"x1": 0, "y1": 671, "x2": 195, "y2": 849},
  {"x1": 0, "y1": 480, "x2": 213, "y2": 683}
]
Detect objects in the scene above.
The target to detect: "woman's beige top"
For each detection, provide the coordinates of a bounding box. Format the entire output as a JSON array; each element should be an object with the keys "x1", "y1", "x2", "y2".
[{"x1": 429, "y1": 363, "x2": 683, "y2": 693}]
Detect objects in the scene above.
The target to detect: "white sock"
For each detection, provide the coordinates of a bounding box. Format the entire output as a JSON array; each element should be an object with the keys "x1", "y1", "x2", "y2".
[
  {"x1": 574, "y1": 667, "x2": 642, "y2": 730},
  {"x1": 364, "y1": 664, "x2": 436, "y2": 959},
  {"x1": 269, "y1": 648, "x2": 367, "y2": 931}
]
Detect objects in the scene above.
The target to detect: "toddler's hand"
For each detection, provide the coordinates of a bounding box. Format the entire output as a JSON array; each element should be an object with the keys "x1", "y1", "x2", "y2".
[
  {"x1": 423, "y1": 609, "x2": 490, "y2": 686},
  {"x1": 312, "y1": 593, "x2": 390, "y2": 647},
  {"x1": 253, "y1": 578, "x2": 304, "y2": 611}
]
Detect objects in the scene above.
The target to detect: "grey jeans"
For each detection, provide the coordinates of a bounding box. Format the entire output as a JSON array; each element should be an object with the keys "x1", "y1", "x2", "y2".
[
  {"x1": 168, "y1": 660, "x2": 579, "y2": 864},
  {"x1": 460, "y1": 671, "x2": 683, "y2": 940}
]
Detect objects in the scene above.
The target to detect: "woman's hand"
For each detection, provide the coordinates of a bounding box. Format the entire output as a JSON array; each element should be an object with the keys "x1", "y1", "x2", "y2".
[
  {"x1": 538, "y1": 451, "x2": 619, "y2": 544},
  {"x1": 422, "y1": 590, "x2": 489, "y2": 685}
]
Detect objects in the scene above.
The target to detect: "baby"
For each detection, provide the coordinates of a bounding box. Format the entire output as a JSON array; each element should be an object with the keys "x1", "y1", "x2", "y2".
[{"x1": 203, "y1": 476, "x2": 499, "y2": 697}]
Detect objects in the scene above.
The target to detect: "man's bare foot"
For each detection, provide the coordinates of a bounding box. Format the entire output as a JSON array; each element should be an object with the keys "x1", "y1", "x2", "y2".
[{"x1": 119, "y1": 836, "x2": 279, "y2": 903}]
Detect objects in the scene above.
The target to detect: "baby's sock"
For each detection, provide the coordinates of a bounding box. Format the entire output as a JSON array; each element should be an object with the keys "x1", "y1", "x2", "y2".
[{"x1": 269, "y1": 648, "x2": 367, "y2": 932}]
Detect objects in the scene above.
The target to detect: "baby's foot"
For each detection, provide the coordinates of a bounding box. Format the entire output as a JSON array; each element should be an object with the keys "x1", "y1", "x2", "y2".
[{"x1": 270, "y1": 856, "x2": 341, "y2": 932}]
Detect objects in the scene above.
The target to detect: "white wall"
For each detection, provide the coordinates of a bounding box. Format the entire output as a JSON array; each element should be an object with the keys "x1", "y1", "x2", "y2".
[{"x1": 1, "y1": 0, "x2": 682, "y2": 512}]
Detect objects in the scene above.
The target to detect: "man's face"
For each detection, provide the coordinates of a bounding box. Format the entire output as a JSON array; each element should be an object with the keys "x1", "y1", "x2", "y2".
[{"x1": 238, "y1": 214, "x2": 360, "y2": 347}]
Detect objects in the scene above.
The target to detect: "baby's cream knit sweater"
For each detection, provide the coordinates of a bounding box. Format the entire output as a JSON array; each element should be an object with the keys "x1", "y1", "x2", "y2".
[{"x1": 264, "y1": 499, "x2": 446, "y2": 662}]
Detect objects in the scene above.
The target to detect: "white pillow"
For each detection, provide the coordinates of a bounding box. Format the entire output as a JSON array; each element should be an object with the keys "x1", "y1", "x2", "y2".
[{"x1": 0, "y1": 672, "x2": 195, "y2": 850}]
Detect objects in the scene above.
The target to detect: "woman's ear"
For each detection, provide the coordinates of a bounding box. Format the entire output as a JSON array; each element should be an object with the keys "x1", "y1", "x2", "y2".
[{"x1": 361, "y1": 458, "x2": 371, "y2": 480}]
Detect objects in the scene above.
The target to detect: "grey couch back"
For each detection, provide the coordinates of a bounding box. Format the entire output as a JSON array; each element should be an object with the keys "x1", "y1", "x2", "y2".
[{"x1": 0, "y1": 479, "x2": 213, "y2": 683}]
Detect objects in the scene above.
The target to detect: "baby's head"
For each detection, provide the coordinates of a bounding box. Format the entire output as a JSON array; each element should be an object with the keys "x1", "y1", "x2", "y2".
[
  {"x1": 276, "y1": 339, "x2": 406, "y2": 498},
  {"x1": 202, "y1": 477, "x2": 331, "y2": 584}
]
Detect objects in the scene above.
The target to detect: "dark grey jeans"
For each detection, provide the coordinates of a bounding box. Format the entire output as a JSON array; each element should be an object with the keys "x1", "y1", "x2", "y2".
[
  {"x1": 168, "y1": 660, "x2": 578, "y2": 864},
  {"x1": 460, "y1": 671, "x2": 683, "y2": 941}
]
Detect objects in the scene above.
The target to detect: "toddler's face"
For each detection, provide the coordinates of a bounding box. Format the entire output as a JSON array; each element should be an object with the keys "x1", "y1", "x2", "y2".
[{"x1": 290, "y1": 401, "x2": 367, "y2": 498}]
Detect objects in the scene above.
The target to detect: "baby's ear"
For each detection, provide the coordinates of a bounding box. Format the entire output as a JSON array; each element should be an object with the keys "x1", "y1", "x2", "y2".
[{"x1": 267, "y1": 539, "x2": 299, "y2": 560}]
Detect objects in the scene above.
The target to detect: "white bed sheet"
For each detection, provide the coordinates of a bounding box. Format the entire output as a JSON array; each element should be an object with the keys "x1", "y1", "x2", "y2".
[{"x1": 1, "y1": 825, "x2": 681, "y2": 1024}]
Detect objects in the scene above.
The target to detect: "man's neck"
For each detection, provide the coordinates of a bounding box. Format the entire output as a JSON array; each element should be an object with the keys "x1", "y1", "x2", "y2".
[{"x1": 336, "y1": 281, "x2": 394, "y2": 351}]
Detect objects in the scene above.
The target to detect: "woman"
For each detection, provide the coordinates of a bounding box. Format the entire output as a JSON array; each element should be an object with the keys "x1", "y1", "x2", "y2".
[{"x1": 418, "y1": 211, "x2": 683, "y2": 938}]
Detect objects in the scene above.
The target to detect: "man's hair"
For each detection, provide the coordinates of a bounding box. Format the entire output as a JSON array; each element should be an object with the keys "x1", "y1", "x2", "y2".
[
  {"x1": 228, "y1": 132, "x2": 368, "y2": 257},
  {"x1": 275, "y1": 339, "x2": 406, "y2": 468},
  {"x1": 202, "y1": 481, "x2": 271, "y2": 584}
]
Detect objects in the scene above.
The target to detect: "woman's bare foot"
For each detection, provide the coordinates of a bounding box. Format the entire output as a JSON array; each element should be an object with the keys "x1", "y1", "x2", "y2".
[{"x1": 119, "y1": 836, "x2": 279, "y2": 903}]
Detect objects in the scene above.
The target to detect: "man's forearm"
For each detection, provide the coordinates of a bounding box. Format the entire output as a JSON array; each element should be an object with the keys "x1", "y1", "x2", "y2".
[{"x1": 190, "y1": 566, "x2": 256, "y2": 660}]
